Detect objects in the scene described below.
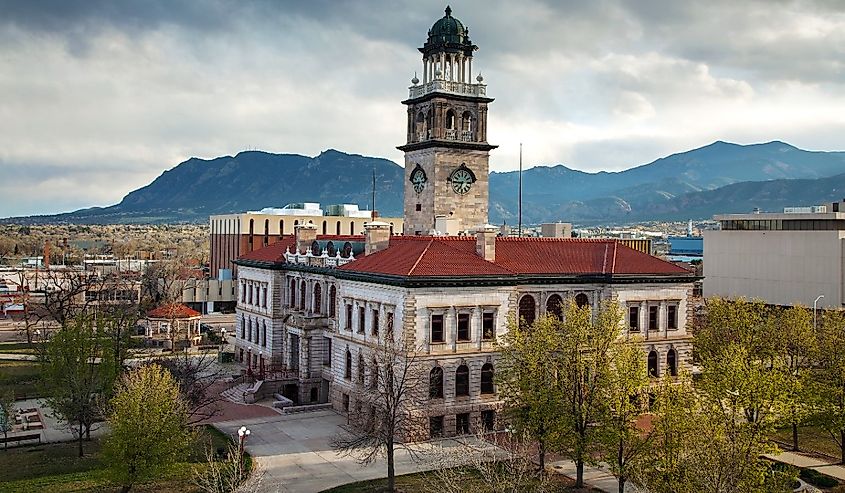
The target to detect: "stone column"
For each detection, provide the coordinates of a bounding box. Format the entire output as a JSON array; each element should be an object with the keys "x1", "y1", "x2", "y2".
[
  {"x1": 446, "y1": 306, "x2": 456, "y2": 352},
  {"x1": 419, "y1": 307, "x2": 430, "y2": 354},
  {"x1": 468, "y1": 57, "x2": 472, "y2": 83},
  {"x1": 473, "y1": 306, "x2": 482, "y2": 349}
]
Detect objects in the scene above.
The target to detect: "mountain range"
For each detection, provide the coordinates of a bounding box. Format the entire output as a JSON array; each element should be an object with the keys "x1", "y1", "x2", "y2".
[{"x1": 5, "y1": 141, "x2": 845, "y2": 225}]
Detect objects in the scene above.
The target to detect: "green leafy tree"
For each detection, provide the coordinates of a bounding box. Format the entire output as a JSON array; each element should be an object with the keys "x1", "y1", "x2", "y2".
[
  {"x1": 497, "y1": 314, "x2": 564, "y2": 473},
  {"x1": 696, "y1": 297, "x2": 774, "y2": 363},
  {"x1": 598, "y1": 338, "x2": 651, "y2": 493},
  {"x1": 813, "y1": 309, "x2": 845, "y2": 463},
  {"x1": 103, "y1": 364, "x2": 193, "y2": 492},
  {"x1": 0, "y1": 391, "x2": 15, "y2": 450},
  {"x1": 773, "y1": 305, "x2": 815, "y2": 451},
  {"x1": 40, "y1": 314, "x2": 120, "y2": 457},
  {"x1": 557, "y1": 298, "x2": 622, "y2": 488}
]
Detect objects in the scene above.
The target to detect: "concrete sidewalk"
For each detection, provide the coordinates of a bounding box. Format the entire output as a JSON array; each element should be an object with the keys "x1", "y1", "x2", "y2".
[
  {"x1": 547, "y1": 460, "x2": 636, "y2": 493},
  {"x1": 765, "y1": 450, "x2": 845, "y2": 481}
]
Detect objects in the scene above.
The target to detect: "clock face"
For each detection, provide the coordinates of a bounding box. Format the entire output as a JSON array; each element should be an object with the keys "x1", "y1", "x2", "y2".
[
  {"x1": 410, "y1": 166, "x2": 427, "y2": 194},
  {"x1": 450, "y1": 168, "x2": 474, "y2": 195}
]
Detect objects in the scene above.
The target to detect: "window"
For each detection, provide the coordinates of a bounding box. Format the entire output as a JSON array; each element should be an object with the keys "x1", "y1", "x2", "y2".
[
  {"x1": 299, "y1": 280, "x2": 306, "y2": 310},
  {"x1": 313, "y1": 283, "x2": 322, "y2": 314},
  {"x1": 343, "y1": 393, "x2": 350, "y2": 412},
  {"x1": 518, "y1": 295, "x2": 536, "y2": 327},
  {"x1": 345, "y1": 350, "x2": 352, "y2": 379},
  {"x1": 261, "y1": 322, "x2": 266, "y2": 347},
  {"x1": 546, "y1": 294, "x2": 563, "y2": 320},
  {"x1": 457, "y1": 313, "x2": 470, "y2": 341},
  {"x1": 262, "y1": 286, "x2": 267, "y2": 308},
  {"x1": 289, "y1": 279, "x2": 296, "y2": 307},
  {"x1": 248, "y1": 284, "x2": 253, "y2": 305},
  {"x1": 358, "y1": 354, "x2": 365, "y2": 384},
  {"x1": 629, "y1": 306, "x2": 639, "y2": 331},
  {"x1": 649, "y1": 306, "x2": 658, "y2": 330},
  {"x1": 481, "y1": 363, "x2": 494, "y2": 394},
  {"x1": 329, "y1": 286, "x2": 337, "y2": 318},
  {"x1": 311, "y1": 240, "x2": 321, "y2": 256},
  {"x1": 668, "y1": 305, "x2": 678, "y2": 330},
  {"x1": 648, "y1": 350, "x2": 659, "y2": 378},
  {"x1": 481, "y1": 410, "x2": 496, "y2": 432},
  {"x1": 345, "y1": 304, "x2": 352, "y2": 330},
  {"x1": 416, "y1": 204, "x2": 422, "y2": 212},
  {"x1": 372, "y1": 309, "x2": 379, "y2": 336},
  {"x1": 455, "y1": 365, "x2": 469, "y2": 397},
  {"x1": 240, "y1": 283, "x2": 246, "y2": 302},
  {"x1": 322, "y1": 337, "x2": 332, "y2": 367},
  {"x1": 575, "y1": 293, "x2": 589, "y2": 308},
  {"x1": 358, "y1": 306, "x2": 366, "y2": 334},
  {"x1": 482, "y1": 312, "x2": 495, "y2": 340},
  {"x1": 456, "y1": 413, "x2": 470, "y2": 435},
  {"x1": 239, "y1": 316, "x2": 244, "y2": 339},
  {"x1": 431, "y1": 314, "x2": 444, "y2": 342},
  {"x1": 429, "y1": 367, "x2": 444, "y2": 398},
  {"x1": 667, "y1": 349, "x2": 678, "y2": 376},
  {"x1": 386, "y1": 312, "x2": 394, "y2": 337},
  {"x1": 429, "y1": 416, "x2": 444, "y2": 438}
]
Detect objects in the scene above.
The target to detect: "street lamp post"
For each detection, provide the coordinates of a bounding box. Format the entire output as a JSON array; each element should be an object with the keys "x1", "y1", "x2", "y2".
[
  {"x1": 814, "y1": 295, "x2": 825, "y2": 331},
  {"x1": 237, "y1": 425, "x2": 251, "y2": 476}
]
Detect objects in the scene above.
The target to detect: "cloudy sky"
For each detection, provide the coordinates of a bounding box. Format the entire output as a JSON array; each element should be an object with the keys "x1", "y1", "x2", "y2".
[{"x1": 1, "y1": 0, "x2": 844, "y2": 217}]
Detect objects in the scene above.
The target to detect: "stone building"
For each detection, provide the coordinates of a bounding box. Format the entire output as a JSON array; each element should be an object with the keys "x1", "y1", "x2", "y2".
[{"x1": 231, "y1": 7, "x2": 698, "y2": 438}]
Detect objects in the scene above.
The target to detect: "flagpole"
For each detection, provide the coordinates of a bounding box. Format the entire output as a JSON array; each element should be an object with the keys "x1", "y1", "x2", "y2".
[{"x1": 518, "y1": 142, "x2": 523, "y2": 237}]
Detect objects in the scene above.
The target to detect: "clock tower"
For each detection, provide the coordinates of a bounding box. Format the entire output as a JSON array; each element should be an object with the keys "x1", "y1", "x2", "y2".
[{"x1": 398, "y1": 6, "x2": 496, "y2": 235}]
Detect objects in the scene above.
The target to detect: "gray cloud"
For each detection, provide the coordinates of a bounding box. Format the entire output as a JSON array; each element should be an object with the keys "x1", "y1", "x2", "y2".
[{"x1": 0, "y1": 0, "x2": 843, "y2": 216}]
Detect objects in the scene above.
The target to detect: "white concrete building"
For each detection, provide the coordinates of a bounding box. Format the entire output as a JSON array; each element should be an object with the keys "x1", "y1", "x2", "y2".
[{"x1": 704, "y1": 201, "x2": 845, "y2": 308}]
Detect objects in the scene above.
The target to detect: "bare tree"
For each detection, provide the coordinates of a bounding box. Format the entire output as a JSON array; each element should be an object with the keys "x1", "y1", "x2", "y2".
[
  {"x1": 424, "y1": 428, "x2": 552, "y2": 493},
  {"x1": 146, "y1": 351, "x2": 225, "y2": 425},
  {"x1": 331, "y1": 336, "x2": 427, "y2": 493},
  {"x1": 192, "y1": 442, "x2": 263, "y2": 493}
]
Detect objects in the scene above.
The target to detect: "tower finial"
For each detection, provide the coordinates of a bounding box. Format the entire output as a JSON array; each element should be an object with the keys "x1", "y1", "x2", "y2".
[{"x1": 445, "y1": 5, "x2": 452, "y2": 17}]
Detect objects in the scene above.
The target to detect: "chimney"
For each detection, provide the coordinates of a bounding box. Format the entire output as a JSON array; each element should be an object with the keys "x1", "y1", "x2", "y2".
[
  {"x1": 294, "y1": 222, "x2": 318, "y2": 254},
  {"x1": 365, "y1": 221, "x2": 391, "y2": 255},
  {"x1": 475, "y1": 224, "x2": 498, "y2": 262}
]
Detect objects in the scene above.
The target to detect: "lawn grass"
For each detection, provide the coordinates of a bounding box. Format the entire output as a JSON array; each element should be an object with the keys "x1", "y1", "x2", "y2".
[
  {"x1": 320, "y1": 466, "x2": 598, "y2": 493},
  {"x1": 0, "y1": 360, "x2": 41, "y2": 399},
  {"x1": 0, "y1": 425, "x2": 241, "y2": 493},
  {"x1": 772, "y1": 425, "x2": 843, "y2": 461},
  {"x1": 0, "y1": 342, "x2": 39, "y2": 355}
]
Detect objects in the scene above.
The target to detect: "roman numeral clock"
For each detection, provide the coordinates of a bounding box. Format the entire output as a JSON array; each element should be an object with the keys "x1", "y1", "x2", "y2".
[{"x1": 398, "y1": 6, "x2": 497, "y2": 235}]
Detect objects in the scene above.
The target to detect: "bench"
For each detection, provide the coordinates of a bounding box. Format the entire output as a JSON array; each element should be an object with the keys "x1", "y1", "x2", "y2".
[{"x1": 0, "y1": 433, "x2": 41, "y2": 446}]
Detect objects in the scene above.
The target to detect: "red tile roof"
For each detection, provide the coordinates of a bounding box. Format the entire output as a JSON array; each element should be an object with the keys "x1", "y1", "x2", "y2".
[
  {"x1": 341, "y1": 236, "x2": 690, "y2": 277},
  {"x1": 147, "y1": 303, "x2": 201, "y2": 319}
]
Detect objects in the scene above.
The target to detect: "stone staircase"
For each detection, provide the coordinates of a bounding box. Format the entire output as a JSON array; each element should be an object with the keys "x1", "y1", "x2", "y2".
[{"x1": 220, "y1": 382, "x2": 252, "y2": 404}]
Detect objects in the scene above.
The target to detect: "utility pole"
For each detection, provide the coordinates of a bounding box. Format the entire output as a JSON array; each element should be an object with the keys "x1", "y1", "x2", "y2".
[
  {"x1": 371, "y1": 167, "x2": 376, "y2": 220},
  {"x1": 518, "y1": 142, "x2": 523, "y2": 237}
]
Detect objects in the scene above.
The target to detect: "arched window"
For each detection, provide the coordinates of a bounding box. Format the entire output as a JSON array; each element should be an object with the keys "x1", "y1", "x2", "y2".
[
  {"x1": 429, "y1": 367, "x2": 444, "y2": 398},
  {"x1": 279, "y1": 219, "x2": 284, "y2": 238},
  {"x1": 300, "y1": 280, "x2": 306, "y2": 310},
  {"x1": 390, "y1": 223, "x2": 394, "y2": 236},
  {"x1": 358, "y1": 354, "x2": 365, "y2": 384},
  {"x1": 546, "y1": 294, "x2": 563, "y2": 320},
  {"x1": 481, "y1": 363, "x2": 494, "y2": 394},
  {"x1": 345, "y1": 350, "x2": 352, "y2": 379},
  {"x1": 263, "y1": 219, "x2": 269, "y2": 246},
  {"x1": 313, "y1": 283, "x2": 322, "y2": 314},
  {"x1": 342, "y1": 242, "x2": 353, "y2": 258},
  {"x1": 326, "y1": 241, "x2": 336, "y2": 257},
  {"x1": 518, "y1": 295, "x2": 536, "y2": 327},
  {"x1": 311, "y1": 240, "x2": 321, "y2": 256},
  {"x1": 322, "y1": 220, "x2": 327, "y2": 235},
  {"x1": 336, "y1": 221, "x2": 341, "y2": 235},
  {"x1": 648, "y1": 350, "x2": 659, "y2": 378},
  {"x1": 462, "y1": 111, "x2": 473, "y2": 132},
  {"x1": 329, "y1": 285, "x2": 337, "y2": 318},
  {"x1": 349, "y1": 221, "x2": 355, "y2": 235},
  {"x1": 289, "y1": 279, "x2": 296, "y2": 307},
  {"x1": 575, "y1": 293, "x2": 589, "y2": 308},
  {"x1": 445, "y1": 109, "x2": 456, "y2": 129},
  {"x1": 455, "y1": 365, "x2": 470, "y2": 397},
  {"x1": 667, "y1": 349, "x2": 678, "y2": 377},
  {"x1": 416, "y1": 112, "x2": 426, "y2": 141},
  {"x1": 294, "y1": 219, "x2": 299, "y2": 226}
]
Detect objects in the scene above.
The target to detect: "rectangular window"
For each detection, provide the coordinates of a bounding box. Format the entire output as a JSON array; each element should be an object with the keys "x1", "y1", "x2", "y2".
[
  {"x1": 262, "y1": 325, "x2": 266, "y2": 347},
  {"x1": 358, "y1": 307, "x2": 366, "y2": 334},
  {"x1": 429, "y1": 416, "x2": 444, "y2": 438},
  {"x1": 668, "y1": 305, "x2": 678, "y2": 330},
  {"x1": 323, "y1": 337, "x2": 332, "y2": 366},
  {"x1": 629, "y1": 306, "x2": 639, "y2": 331},
  {"x1": 482, "y1": 312, "x2": 495, "y2": 340},
  {"x1": 456, "y1": 413, "x2": 470, "y2": 435},
  {"x1": 457, "y1": 313, "x2": 470, "y2": 341},
  {"x1": 346, "y1": 304, "x2": 353, "y2": 331},
  {"x1": 431, "y1": 314, "x2": 444, "y2": 342},
  {"x1": 481, "y1": 410, "x2": 496, "y2": 432},
  {"x1": 343, "y1": 394, "x2": 350, "y2": 412},
  {"x1": 372, "y1": 309, "x2": 379, "y2": 336},
  {"x1": 649, "y1": 306, "x2": 658, "y2": 330},
  {"x1": 386, "y1": 312, "x2": 394, "y2": 337}
]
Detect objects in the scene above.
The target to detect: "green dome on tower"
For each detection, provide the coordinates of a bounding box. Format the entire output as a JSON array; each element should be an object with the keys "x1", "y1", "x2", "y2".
[{"x1": 420, "y1": 6, "x2": 477, "y2": 57}]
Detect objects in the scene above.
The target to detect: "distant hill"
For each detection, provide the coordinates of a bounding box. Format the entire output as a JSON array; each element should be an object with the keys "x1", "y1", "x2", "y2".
[{"x1": 4, "y1": 141, "x2": 845, "y2": 225}]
